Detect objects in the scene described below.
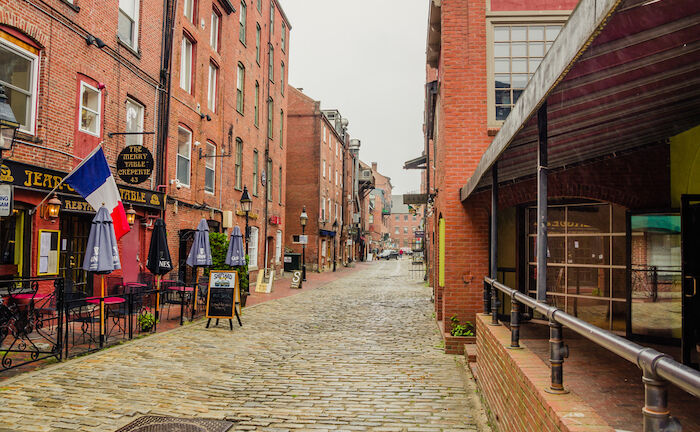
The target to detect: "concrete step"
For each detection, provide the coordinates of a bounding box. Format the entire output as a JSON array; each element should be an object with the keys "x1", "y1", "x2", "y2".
[{"x1": 464, "y1": 343, "x2": 477, "y2": 363}]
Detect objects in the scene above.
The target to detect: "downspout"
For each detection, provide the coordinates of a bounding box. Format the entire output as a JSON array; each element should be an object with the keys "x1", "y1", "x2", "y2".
[
  {"x1": 425, "y1": 81, "x2": 438, "y2": 281},
  {"x1": 156, "y1": 0, "x2": 177, "y2": 193}
]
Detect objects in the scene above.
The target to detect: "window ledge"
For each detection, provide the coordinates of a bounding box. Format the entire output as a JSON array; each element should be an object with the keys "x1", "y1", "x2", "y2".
[
  {"x1": 60, "y1": 0, "x2": 80, "y2": 12},
  {"x1": 487, "y1": 127, "x2": 500, "y2": 137},
  {"x1": 15, "y1": 131, "x2": 42, "y2": 144},
  {"x1": 117, "y1": 39, "x2": 141, "y2": 59}
]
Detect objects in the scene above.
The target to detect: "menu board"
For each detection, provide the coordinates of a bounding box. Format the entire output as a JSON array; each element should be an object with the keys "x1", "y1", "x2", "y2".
[
  {"x1": 38, "y1": 230, "x2": 60, "y2": 276},
  {"x1": 205, "y1": 271, "x2": 240, "y2": 319}
]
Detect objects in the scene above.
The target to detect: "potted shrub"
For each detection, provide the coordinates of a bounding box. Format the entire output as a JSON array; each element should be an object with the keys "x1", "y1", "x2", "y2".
[
  {"x1": 208, "y1": 232, "x2": 250, "y2": 307},
  {"x1": 138, "y1": 307, "x2": 156, "y2": 332}
]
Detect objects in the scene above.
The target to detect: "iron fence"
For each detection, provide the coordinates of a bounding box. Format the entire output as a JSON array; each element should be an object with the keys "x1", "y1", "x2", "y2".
[{"x1": 484, "y1": 276, "x2": 700, "y2": 432}]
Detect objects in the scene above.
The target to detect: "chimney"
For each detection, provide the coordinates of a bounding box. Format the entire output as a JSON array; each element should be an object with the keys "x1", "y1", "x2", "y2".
[{"x1": 372, "y1": 162, "x2": 378, "y2": 171}]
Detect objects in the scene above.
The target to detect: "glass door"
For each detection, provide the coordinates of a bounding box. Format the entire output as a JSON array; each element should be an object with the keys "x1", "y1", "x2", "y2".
[
  {"x1": 59, "y1": 214, "x2": 92, "y2": 296},
  {"x1": 681, "y1": 196, "x2": 700, "y2": 368}
]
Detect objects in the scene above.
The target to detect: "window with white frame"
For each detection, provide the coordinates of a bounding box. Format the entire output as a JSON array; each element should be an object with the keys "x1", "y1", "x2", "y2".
[
  {"x1": 210, "y1": 10, "x2": 220, "y2": 51},
  {"x1": 335, "y1": 170, "x2": 338, "y2": 186},
  {"x1": 268, "y1": 45, "x2": 274, "y2": 81},
  {"x1": 236, "y1": 63, "x2": 245, "y2": 113},
  {"x1": 252, "y1": 150, "x2": 259, "y2": 196},
  {"x1": 278, "y1": 166, "x2": 282, "y2": 205},
  {"x1": 322, "y1": 159, "x2": 326, "y2": 178},
  {"x1": 267, "y1": 97, "x2": 273, "y2": 138},
  {"x1": 322, "y1": 125, "x2": 326, "y2": 143},
  {"x1": 125, "y1": 98, "x2": 144, "y2": 146},
  {"x1": 492, "y1": 23, "x2": 562, "y2": 121},
  {"x1": 183, "y1": 0, "x2": 195, "y2": 23},
  {"x1": 255, "y1": 24, "x2": 261, "y2": 64},
  {"x1": 176, "y1": 126, "x2": 191, "y2": 186},
  {"x1": 279, "y1": 109, "x2": 283, "y2": 147},
  {"x1": 395, "y1": 227, "x2": 399, "y2": 234},
  {"x1": 254, "y1": 81, "x2": 260, "y2": 126},
  {"x1": 205, "y1": 142, "x2": 215, "y2": 193},
  {"x1": 256, "y1": 0, "x2": 261, "y2": 12},
  {"x1": 248, "y1": 227, "x2": 259, "y2": 268},
  {"x1": 208, "y1": 62, "x2": 218, "y2": 112},
  {"x1": 327, "y1": 198, "x2": 331, "y2": 220},
  {"x1": 180, "y1": 36, "x2": 193, "y2": 93},
  {"x1": 404, "y1": 227, "x2": 408, "y2": 234},
  {"x1": 267, "y1": 159, "x2": 272, "y2": 201},
  {"x1": 321, "y1": 198, "x2": 326, "y2": 221},
  {"x1": 0, "y1": 37, "x2": 39, "y2": 133},
  {"x1": 369, "y1": 214, "x2": 374, "y2": 224},
  {"x1": 335, "y1": 203, "x2": 338, "y2": 222},
  {"x1": 235, "y1": 138, "x2": 243, "y2": 189},
  {"x1": 269, "y1": 2, "x2": 274, "y2": 34},
  {"x1": 239, "y1": 1, "x2": 247, "y2": 44},
  {"x1": 119, "y1": 0, "x2": 140, "y2": 49},
  {"x1": 281, "y1": 22, "x2": 286, "y2": 52},
  {"x1": 280, "y1": 61, "x2": 285, "y2": 94},
  {"x1": 275, "y1": 230, "x2": 282, "y2": 263},
  {"x1": 79, "y1": 82, "x2": 101, "y2": 136}
]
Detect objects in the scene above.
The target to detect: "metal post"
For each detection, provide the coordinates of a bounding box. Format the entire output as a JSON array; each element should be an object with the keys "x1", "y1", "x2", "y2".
[
  {"x1": 509, "y1": 298, "x2": 521, "y2": 349},
  {"x1": 483, "y1": 280, "x2": 491, "y2": 314},
  {"x1": 642, "y1": 371, "x2": 672, "y2": 432},
  {"x1": 537, "y1": 102, "x2": 548, "y2": 302},
  {"x1": 491, "y1": 164, "x2": 499, "y2": 325},
  {"x1": 302, "y1": 224, "x2": 307, "y2": 281},
  {"x1": 547, "y1": 318, "x2": 569, "y2": 394},
  {"x1": 128, "y1": 291, "x2": 133, "y2": 340},
  {"x1": 55, "y1": 278, "x2": 64, "y2": 361}
]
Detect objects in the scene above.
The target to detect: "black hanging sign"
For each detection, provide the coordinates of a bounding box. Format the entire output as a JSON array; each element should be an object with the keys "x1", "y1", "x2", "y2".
[
  {"x1": 205, "y1": 270, "x2": 242, "y2": 329},
  {"x1": 116, "y1": 145, "x2": 154, "y2": 185}
]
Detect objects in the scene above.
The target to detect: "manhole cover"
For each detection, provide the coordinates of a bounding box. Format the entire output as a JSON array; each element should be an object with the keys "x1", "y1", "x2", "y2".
[{"x1": 115, "y1": 416, "x2": 234, "y2": 432}]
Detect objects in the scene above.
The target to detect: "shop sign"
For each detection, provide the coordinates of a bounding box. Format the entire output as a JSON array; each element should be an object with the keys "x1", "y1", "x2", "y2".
[
  {"x1": 1, "y1": 160, "x2": 165, "y2": 210},
  {"x1": 269, "y1": 215, "x2": 281, "y2": 225},
  {"x1": 0, "y1": 184, "x2": 12, "y2": 217},
  {"x1": 116, "y1": 145, "x2": 154, "y2": 185}
]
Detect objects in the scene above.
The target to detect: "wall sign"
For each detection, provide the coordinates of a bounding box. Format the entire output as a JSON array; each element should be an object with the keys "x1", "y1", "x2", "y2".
[
  {"x1": 116, "y1": 145, "x2": 154, "y2": 184},
  {"x1": 291, "y1": 270, "x2": 302, "y2": 289},
  {"x1": 298, "y1": 235, "x2": 308, "y2": 245},
  {"x1": 37, "y1": 230, "x2": 60, "y2": 276},
  {"x1": 0, "y1": 184, "x2": 12, "y2": 217}
]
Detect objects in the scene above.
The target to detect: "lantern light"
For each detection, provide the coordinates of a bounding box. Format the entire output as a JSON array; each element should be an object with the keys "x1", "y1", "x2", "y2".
[
  {"x1": 46, "y1": 194, "x2": 62, "y2": 219},
  {"x1": 126, "y1": 204, "x2": 137, "y2": 226}
]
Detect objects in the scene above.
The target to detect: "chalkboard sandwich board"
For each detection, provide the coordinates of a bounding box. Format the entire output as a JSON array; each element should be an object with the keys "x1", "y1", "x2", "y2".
[{"x1": 205, "y1": 270, "x2": 242, "y2": 328}]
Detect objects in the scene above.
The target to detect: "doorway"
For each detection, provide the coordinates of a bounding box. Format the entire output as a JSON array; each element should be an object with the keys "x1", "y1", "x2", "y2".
[
  {"x1": 59, "y1": 214, "x2": 93, "y2": 296},
  {"x1": 681, "y1": 195, "x2": 700, "y2": 368},
  {"x1": 178, "y1": 230, "x2": 195, "y2": 285}
]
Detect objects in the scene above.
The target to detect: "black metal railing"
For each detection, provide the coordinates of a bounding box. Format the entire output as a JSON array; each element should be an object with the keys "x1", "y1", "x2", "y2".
[
  {"x1": 484, "y1": 276, "x2": 700, "y2": 432},
  {"x1": 0, "y1": 277, "x2": 64, "y2": 372}
]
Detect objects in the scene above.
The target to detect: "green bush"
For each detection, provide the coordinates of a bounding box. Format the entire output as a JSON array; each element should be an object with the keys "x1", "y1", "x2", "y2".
[
  {"x1": 449, "y1": 315, "x2": 475, "y2": 337},
  {"x1": 207, "y1": 232, "x2": 249, "y2": 294}
]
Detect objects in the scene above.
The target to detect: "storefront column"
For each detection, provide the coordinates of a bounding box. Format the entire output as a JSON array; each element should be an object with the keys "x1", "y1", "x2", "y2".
[
  {"x1": 537, "y1": 102, "x2": 548, "y2": 302},
  {"x1": 490, "y1": 163, "x2": 499, "y2": 324}
]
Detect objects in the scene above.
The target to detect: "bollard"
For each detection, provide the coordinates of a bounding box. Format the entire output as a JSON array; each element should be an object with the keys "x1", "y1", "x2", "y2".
[
  {"x1": 491, "y1": 282, "x2": 499, "y2": 325},
  {"x1": 509, "y1": 297, "x2": 521, "y2": 349},
  {"x1": 546, "y1": 319, "x2": 569, "y2": 394},
  {"x1": 483, "y1": 280, "x2": 491, "y2": 314}
]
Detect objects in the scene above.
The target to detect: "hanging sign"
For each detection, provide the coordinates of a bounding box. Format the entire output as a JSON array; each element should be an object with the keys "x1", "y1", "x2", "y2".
[
  {"x1": 205, "y1": 270, "x2": 240, "y2": 320},
  {"x1": 116, "y1": 145, "x2": 154, "y2": 185},
  {"x1": 0, "y1": 184, "x2": 12, "y2": 217}
]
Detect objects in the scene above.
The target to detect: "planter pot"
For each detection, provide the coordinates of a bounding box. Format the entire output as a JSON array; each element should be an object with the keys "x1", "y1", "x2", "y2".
[{"x1": 240, "y1": 292, "x2": 249, "y2": 307}]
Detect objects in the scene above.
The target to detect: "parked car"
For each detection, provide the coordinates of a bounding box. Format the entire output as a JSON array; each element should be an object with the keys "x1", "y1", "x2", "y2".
[
  {"x1": 378, "y1": 250, "x2": 399, "y2": 260},
  {"x1": 400, "y1": 247, "x2": 413, "y2": 256}
]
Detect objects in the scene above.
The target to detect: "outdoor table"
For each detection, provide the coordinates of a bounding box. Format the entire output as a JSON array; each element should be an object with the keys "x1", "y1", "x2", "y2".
[
  {"x1": 86, "y1": 297, "x2": 126, "y2": 342},
  {"x1": 10, "y1": 293, "x2": 47, "y2": 305},
  {"x1": 167, "y1": 286, "x2": 194, "y2": 292}
]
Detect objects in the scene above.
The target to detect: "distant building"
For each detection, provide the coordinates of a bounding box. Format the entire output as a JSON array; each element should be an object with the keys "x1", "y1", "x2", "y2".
[{"x1": 389, "y1": 197, "x2": 422, "y2": 250}]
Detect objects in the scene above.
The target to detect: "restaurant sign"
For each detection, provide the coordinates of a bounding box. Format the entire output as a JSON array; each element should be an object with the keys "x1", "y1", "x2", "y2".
[
  {"x1": 0, "y1": 160, "x2": 165, "y2": 210},
  {"x1": 0, "y1": 184, "x2": 12, "y2": 217},
  {"x1": 116, "y1": 145, "x2": 154, "y2": 185}
]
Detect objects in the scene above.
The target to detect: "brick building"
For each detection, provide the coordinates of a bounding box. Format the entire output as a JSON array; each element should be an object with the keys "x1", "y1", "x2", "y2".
[
  {"x1": 364, "y1": 162, "x2": 392, "y2": 257},
  {"x1": 389, "y1": 196, "x2": 421, "y2": 251},
  {"x1": 285, "y1": 87, "x2": 357, "y2": 272}
]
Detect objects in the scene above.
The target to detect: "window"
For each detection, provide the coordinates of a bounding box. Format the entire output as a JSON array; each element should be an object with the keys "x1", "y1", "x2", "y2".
[
  {"x1": 180, "y1": 36, "x2": 193, "y2": 93},
  {"x1": 321, "y1": 198, "x2": 325, "y2": 221},
  {"x1": 275, "y1": 230, "x2": 282, "y2": 263},
  {"x1": 281, "y1": 22, "x2": 286, "y2": 52},
  {"x1": 322, "y1": 159, "x2": 326, "y2": 178},
  {"x1": 278, "y1": 166, "x2": 282, "y2": 205},
  {"x1": 404, "y1": 227, "x2": 408, "y2": 234},
  {"x1": 236, "y1": 63, "x2": 245, "y2": 113},
  {"x1": 413, "y1": 214, "x2": 417, "y2": 221},
  {"x1": 327, "y1": 198, "x2": 331, "y2": 221},
  {"x1": 369, "y1": 214, "x2": 374, "y2": 224},
  {"x1": 205, "y1": 142, "x2": 215, "y2": 193},
  {"x1": 118, "y1": 0, "x2": 140, "y2": 49},
  {"x1": 79, "y1": 82, "x2": 101, "y2": 136},
  {"x1": 252, "y1": 150, "x2": 259, "y2": 196},
  {"x1": 280, "y1": 62, "x2": 285, "y2": 94},
  {"x1": 335, "y1": 141, "x2": 338, "y2": 157},
  {"x1": 256, "y1": 0, "x2": 261, "y2": 12},
  {"x1": 255, "y1": 24, "x2": 261, "y2": 64},
  {"x1": 183, "y1": 0, "x2": 195, "y2": 23},
  {"x1": 125, "y1": 98, "x2": 144, "y2": 146},
  {"x1": 267, "y1": 97, "x2": 273, "y2": 138},
  {"x1": 0, "y1": 37, "x2": 39, "y2": 133},
  {"x1": 404, "y1": 215, "x2": 408, "y2": 221},
  {"x1": 493, "y1": 23, "x2": 562, "y2": 121},
  {"x1": 322, "y1": 125, "x2": 326, "y2": 143},
  {"x1": 279, "y1": 109, "x2": 283, "y2": 147},
  {"x1": 268, "y1": 45, "x2": 274, "y2": 81},
  {"x1": 239, "y1": 1, "x2": 247, "y2": 44},
  {"x1": 269, "y1": 2, "x2": 274, "y2": 34},
  {"x1": 254, "y1": 81, "x2": 259, "y2": 126},
  {"x1": 335, "y1": 203, "x2": 338, "y2": 222},
  {"x1": 208, "y1": 62, "x2": 218, "y2": 111},
  {"x1": 248, "y1": 227, "x2": 259, "y2": 268},
  {"x1": 335, "y1": 170, "x2": 338, "y2": 186},
  {"x1": 210, "y1": 10, "x2": 220, "y2": 51},
  {"x1": 395, "y1": 215, "x2": 399, "y2": 221},
  {"x1": 235, "y1": 138, "x2": 243, "y2": 189},
  {"x1": 395, "y1": 227, "x2": 399, "y2": 234},
  {"x1": 266, "y1": 159, "x2": 273, "y2": 201},
  {"x1": 176, "y1": 126, "x2": 191, "y2": 186}
]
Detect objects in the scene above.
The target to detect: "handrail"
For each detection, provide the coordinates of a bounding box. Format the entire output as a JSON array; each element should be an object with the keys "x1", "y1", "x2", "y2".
[{"x1": 484, "y1": 276, "x2": 700, "y2": 431}]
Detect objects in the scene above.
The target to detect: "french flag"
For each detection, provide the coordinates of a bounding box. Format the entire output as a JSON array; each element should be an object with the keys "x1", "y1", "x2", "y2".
[{"x1": 64, "y1": 146, "x2": 130, "y2": 239}]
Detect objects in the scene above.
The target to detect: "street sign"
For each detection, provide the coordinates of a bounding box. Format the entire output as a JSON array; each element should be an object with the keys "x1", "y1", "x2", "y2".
[
  {"x1": 0, "y1": 184, "x2": 12, "y2": 217},
  {"x1": 299, "y1": 235, "x2": 308, "y2": 244},
  {"x1": 415, "y1": 230, "x2": 425, "y2": 237},
  {"x1": 291, "y1": 270, "x2": 302, "y2": 289}
]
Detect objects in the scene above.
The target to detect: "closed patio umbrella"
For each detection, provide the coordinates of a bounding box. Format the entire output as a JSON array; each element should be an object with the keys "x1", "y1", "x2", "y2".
[
  {"x1": 146, "y1": 218, "x2": 172, "y2": 320},
  {"x1": 83, "y1": 206, "x2": 121, "y2": 346},
  {"x1": 186, "y1": 219, "x2": 211, "y2": 318},
  {"x1": 225, "y1": 226, "x2": 246, "y2": 266}
]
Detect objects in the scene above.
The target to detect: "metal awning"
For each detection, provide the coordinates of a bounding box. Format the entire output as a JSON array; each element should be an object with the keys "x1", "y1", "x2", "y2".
[
  {"x1": 461, "y1": 0, "x2": 700, "y2": 201},
  {"x1": 403, "y1": 154, "x2": 427, "y2": 170}
]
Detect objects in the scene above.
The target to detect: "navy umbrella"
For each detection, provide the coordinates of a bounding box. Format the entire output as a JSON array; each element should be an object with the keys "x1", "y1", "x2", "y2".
[
  {"x1": 146, "y1": 218, "x2": 172, "y2": 319},
  {"x1": 225, "y1": 226, "x2": 246, "y2": 266},
  {"x1": 83, "y1": 206, "x2": 121, "y2": 346},
  {"x1": 186, "y1": 219, "x2": 211, "y2": 318}
]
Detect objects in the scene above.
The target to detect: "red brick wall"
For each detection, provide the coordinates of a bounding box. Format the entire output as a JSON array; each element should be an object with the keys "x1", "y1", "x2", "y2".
[
  {"x1": 391, "y1": 212, "x2": 422, "y2": 248},
  {"x1": 476, "y1": 314, "x2": 614, "y2": 432}
]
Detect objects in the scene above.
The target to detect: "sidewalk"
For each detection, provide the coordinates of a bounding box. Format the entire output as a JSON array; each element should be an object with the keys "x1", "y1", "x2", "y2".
[{"x1": 245, "y1": 260, "x2": 372, "y2": 307}]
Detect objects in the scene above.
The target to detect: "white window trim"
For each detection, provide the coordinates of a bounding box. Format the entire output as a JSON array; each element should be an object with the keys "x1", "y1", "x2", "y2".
[
  {"x1": 183, "y1": 0, "x2": 194, "y2": 23},
  {"x1": 0, "y1": 38, "x2": 39, "y2": 134},
  {"x1": 248, "y1": 226, "x2": 259, "y2": 269},
  {"x1": 125, "y1": 98, "x2": 144, "y2": 146},
  {"x1": 275, "y1": 230, "x2": 282, "y2": 263},
  {"x1": 208, "y1": 63, "x2": 218, "y2": 112},
  {"x1": 176, "y1": 126, "x2": 192, "y2": 187},
  {"x1": 180, "y1": 37, "x2": 193, "y2": 93},
  {"x1": 205, "y1": 142, "x2": 216, "y2": 194},
  {"x1": 79, "y1": 82, "x2": 101, "y2": 137},
  {"x1": 210, "y1": 11, "x2": 220, "y2": 50},
  {"x1": 239, "y1": 1, "x2": 247, "y2": 44},
  {"x1": 118, "y1": 0, "x2": 140, "y2": 50}
]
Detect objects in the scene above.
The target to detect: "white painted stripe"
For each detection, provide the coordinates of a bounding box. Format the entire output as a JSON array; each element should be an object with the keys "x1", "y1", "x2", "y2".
[{"x1": 85, "y1": 175, "x2": 122, "y2": 212}]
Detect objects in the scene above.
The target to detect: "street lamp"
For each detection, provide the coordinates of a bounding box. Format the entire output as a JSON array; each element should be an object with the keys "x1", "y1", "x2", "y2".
[
  {"x1": 300, "y1": 206, "x2": 308, "y2": 281},
  {"x1": 332, "y1": 219, "x2": 338, "y2": 272},
  {"x1": 0, "y1": 84, "x2": 20, "y2": 154},
  {"x1": 240, "y1": 186, "x2": 252, "y2": 243}
]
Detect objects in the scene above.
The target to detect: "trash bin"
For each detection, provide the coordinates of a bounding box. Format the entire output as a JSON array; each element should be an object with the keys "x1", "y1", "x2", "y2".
[{"x1": 283, "y1": 253, "x2": 301, "y2": 272}]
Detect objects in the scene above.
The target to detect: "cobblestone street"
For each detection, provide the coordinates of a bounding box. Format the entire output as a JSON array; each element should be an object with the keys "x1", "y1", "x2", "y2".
[{"x1": 0, "y1": 260, "x2": 487, "y2": 432}]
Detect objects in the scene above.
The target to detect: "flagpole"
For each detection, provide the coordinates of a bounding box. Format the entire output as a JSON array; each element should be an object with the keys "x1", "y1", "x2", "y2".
[{"x1": 28, "y1": 143, "x2": 103, "y2": 215}]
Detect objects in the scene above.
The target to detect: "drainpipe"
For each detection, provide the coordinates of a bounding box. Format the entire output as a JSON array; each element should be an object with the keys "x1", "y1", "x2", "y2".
[{"x1": 156, "y1": 0, "x2": 177, "y2": 187}]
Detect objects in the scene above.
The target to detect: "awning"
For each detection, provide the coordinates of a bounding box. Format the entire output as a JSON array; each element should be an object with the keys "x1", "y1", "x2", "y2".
[
  {"x1": 460, "y1": 0, "x2": 700, "y2": 201},
  {"x1": 631, "y1": 215, "x2": 681, "y2": 233},
  {"x1": 403, "y1": 154, "x2": 427, "y2": 170},
  {"x1": 320, "y1": 230, "x2": 336, "y2": 237}
]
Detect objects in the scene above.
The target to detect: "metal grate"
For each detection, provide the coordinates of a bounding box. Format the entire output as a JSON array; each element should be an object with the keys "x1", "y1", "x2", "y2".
[{"x1": 115, "y1": 416, "x2": 234, "y2": 432}]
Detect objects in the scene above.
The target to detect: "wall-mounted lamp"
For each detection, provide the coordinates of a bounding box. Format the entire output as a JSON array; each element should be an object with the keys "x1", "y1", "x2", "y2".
[
  {"x1": 0, "y1": 84, "x2": 19, "y2": 152},
  {"x1": 46, "y1": 194, "x2": 62, "y2": 219},
  {"x1": 126, "y1": 204, "x2": 136, "y2": 226}
]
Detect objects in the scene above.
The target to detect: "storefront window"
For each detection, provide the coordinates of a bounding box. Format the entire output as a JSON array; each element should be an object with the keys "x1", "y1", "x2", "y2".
[
  {"x1": 0, "y1": 209, "x2": 28, "y2": 278},
  {"x1": 527, "y1": 202, "x2": 627, "y2": 332}
]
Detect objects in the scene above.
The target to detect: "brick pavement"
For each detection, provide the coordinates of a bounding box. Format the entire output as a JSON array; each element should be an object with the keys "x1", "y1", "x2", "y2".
[{"x1": 0, "y1": 260, "x2": 488, "y2": 432}]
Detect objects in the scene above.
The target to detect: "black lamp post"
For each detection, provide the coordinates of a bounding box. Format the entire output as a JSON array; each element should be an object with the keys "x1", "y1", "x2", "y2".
[
  {"x1": 240, "y1": 186, "x2": 252, "y2": 244},
  {"x1": 0, "y1": 84, "x2": 20, "y2": 157},
  {"x1": 332, "y1": 219, "x2": 338, "y2": 272},
  {"x1": 300, "y1": 206, "x2": 308, "y2": 281}
]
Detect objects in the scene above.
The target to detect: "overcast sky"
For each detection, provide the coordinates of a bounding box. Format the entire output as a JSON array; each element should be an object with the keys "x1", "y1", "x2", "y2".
[{"x1": 282, "y1": 0, "x2": 429, "y2": 195}]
